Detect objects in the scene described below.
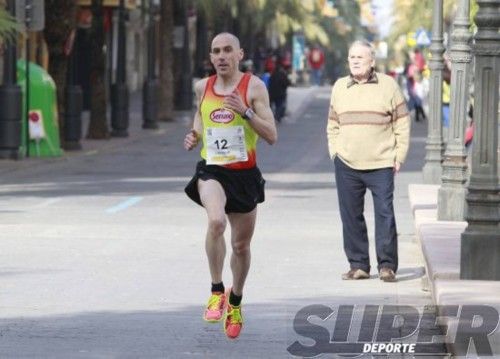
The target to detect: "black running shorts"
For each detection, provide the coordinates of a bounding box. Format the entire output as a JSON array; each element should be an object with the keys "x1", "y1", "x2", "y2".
[{"x1": 185, "y1": 160, "x2": 266, "y2": 214}]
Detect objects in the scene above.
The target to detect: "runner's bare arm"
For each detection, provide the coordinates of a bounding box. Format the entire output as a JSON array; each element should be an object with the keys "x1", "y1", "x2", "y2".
[
  {"x1": 223, "y1": 77, "x2": 277, "y2": 145},
  {"x1": 248, "y1": 78, "x2": 278, "y2": 145},
  {"x1": 184, "y1": 79, "x2": 206, "y2": 151}
]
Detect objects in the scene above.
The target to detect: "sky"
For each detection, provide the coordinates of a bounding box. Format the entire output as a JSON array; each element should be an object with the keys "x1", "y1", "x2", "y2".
[{"x1": 370, "y1": 0, "x2": 394, "y2": 38}]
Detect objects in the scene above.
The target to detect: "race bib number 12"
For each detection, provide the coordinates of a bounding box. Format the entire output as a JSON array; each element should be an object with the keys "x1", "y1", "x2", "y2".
[{"x1": 206, "y1": 126, "x2": 248, "y2": 165}]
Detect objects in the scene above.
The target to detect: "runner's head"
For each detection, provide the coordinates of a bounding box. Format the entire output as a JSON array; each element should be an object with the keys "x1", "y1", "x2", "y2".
[{"x1": 210, "y1": 32, "x2": 244, "y2": 78}]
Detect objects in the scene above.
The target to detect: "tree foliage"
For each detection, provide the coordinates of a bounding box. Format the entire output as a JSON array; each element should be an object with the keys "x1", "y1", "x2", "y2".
[
  {"x1": 194, "y1": 0, "x2": 330, "y2": 47},
  {"x1": 193, "y1": 0, "x2": 367, "y2": 78},
  {"x1": 389, "y1": 0, "x2": 458, "y2": 44},
  {"x1": 0, "y1": 5, "x2": 18, "y2": 41}
]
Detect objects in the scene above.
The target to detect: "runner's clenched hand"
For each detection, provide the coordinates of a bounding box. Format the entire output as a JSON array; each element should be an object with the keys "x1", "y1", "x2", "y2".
[
  {"x1": 223, "y1": 89, "x2": 247, "y2": 115},
  {"x1": 184, "y1": 129, "x2": 199, "y2": 151}
]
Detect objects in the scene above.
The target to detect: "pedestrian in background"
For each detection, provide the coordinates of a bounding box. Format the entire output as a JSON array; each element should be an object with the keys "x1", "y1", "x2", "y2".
[
  {"x1": 442, "y1": 60, "x2": 452, "y2": 140},
  {"x1": 308, "y1": 44, "x2": 325, "y2": 86},
  {"x1": 268, "y1": 61, "x2": 290, "y2": 123},
  {"x1": 326, "y1": 40, "x2": 411, "y2": 282},
  {"x1": 413, "y1": 71, "x2": 427, "y2": 122}
]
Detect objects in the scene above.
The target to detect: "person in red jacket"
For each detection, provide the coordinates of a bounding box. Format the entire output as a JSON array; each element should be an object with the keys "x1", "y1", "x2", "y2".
[{"x1": 308, "y1": 45, "x2": 325, "y2": 86}]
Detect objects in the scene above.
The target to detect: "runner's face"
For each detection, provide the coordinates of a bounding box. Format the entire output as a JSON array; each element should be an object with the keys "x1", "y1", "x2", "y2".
[
  {"x1": 210, "y1": 36, "x2": 243, "y2": 76},
  {"x1": 348, "y1": 45, "x2": 375, "y2": 80}
]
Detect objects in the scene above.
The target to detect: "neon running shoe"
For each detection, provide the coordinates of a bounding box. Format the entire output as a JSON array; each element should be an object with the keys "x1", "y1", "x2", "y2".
[
  {"x1": 203, "y1": 292, "x2": 227, "y2": 322},
  {"x1": 224, "y1": 303, "x2": 243, "y2": 339}
]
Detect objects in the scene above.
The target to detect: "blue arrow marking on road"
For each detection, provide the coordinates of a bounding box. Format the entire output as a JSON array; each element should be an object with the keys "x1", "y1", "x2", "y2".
[{"x1": 106, "y1": 196, "x2": 143, "y2": 214}]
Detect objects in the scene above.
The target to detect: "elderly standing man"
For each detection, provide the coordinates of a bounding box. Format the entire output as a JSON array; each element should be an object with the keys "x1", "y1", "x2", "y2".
[
  {"x1": 184, "y1": 32, "x2": 277, "y2": 339},
  {"x1": 326, "y1": 40, "x2": 410, "y2": 282}
]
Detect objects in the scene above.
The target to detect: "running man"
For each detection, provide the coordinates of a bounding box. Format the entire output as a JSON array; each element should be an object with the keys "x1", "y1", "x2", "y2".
[{"x1": 184, "y1": 32, "x2": 277, "y2": 339}]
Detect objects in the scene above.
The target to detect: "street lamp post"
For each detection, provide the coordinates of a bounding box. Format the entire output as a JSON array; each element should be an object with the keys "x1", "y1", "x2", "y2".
[
  {"x1": 111, "y1": 0, "x2": 129, "y2": 137},
  {"x1": 177, "y1": 0, "x2": 192, "y2": 111},
  {"x1": 460, "y1": 0, "x2": 500, "y2": 280},
  {"x1": 437, "y1": 0, "x2": 472, "y2": 220},
  {"x1": 0, "y1": 0, "x2": 22, "y2": 159},
  {"x1": 142, "y1": 0, "x2": 159, "y2": 129},
  {"x1": 422, "y1": 0, "x2": 445, "y2": 184},
  {"x1": 64, "y1": 31, "x2": 83, "y2": 150},
  {"x1": 24, "y1": 0, "x2": 33, "y2": 157}
]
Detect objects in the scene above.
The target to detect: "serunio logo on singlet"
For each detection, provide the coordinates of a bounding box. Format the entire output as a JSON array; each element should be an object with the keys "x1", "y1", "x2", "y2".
[{"x1": 210, "y1": 108, "x2": 235, "y2": 124}]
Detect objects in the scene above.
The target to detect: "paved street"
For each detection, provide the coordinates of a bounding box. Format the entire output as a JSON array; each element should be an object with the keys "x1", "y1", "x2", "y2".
[{"x1": 0, "y1": 87, "x2": 435, "y2": 358}]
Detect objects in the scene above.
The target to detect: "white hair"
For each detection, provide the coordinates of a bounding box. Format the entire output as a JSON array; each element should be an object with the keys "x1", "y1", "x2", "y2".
[{"x1": 349, "y1": 40, "x2": 376, "y2": 59}]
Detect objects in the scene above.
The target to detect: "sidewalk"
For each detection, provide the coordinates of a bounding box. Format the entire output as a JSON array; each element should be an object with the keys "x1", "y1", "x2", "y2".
[
  {"x1": 0, "y1": 94, "x2": 156, "y2": 176},
  {"x1": 408, "y1": 184, "x2": 500, "y2": 357}
]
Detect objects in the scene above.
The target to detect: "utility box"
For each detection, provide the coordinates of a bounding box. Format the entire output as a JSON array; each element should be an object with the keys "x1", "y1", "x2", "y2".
[{"x1": 17, "y1": 60, "x2": 62, "y2": 157}]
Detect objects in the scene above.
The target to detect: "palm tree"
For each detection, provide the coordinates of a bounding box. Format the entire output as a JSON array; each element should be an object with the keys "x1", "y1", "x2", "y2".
[
  {"x1": 0, "y1": 4, "x2": 17, "y2": 40},
  {"x1": 256, "y1": 0, "x2": 329, "y2": 46},
  {"x1": 158, "y1": 0, "x2": 174, "y2": 122},
  {"x1": 196, "y1": 0, "x2": 234, "y2": 33},
  {"x1": 44, "y1": 0, "x2": 77, "y2": 144},
  {"x1": 389, "y1": 0, "x2": 458, "y2": 44},
  {"x1": 191, "y1": 0, "x2": 366, "y2": 81},
  {"x1": 193, "y1": 0, "x2": 330, "y2": 67},
  {"x1": 87, "y1": 0, "x2": 109, "y2": 139}
]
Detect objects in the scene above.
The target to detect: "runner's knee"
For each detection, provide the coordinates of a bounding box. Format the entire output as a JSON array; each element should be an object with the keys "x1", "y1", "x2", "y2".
[
  {"x1": 232, "y1": 240, "x2": 250, "y2": 256},
  {"x1": 208, "y1": 217, "x2": 227, "y2": 238}
]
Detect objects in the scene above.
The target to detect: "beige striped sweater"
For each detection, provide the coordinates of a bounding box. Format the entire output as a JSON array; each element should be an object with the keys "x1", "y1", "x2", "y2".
[{"x1": 326, "y1": 72, "x2": 410, "y2": 170}]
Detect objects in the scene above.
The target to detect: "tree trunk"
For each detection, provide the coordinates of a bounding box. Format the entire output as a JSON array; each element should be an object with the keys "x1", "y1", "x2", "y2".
[
  {"x1": 44, "y1": 0, "x2": 76, "y2": 145},
  {"x1": 158, "y1": 0, "x2": 174, "y2": 122},
  {"x1": 195, "y1": 11, "x2": 209, "y2": 78},
  {"x1": 87, "y1": 0, "x2": 109, "y2": 139}
]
